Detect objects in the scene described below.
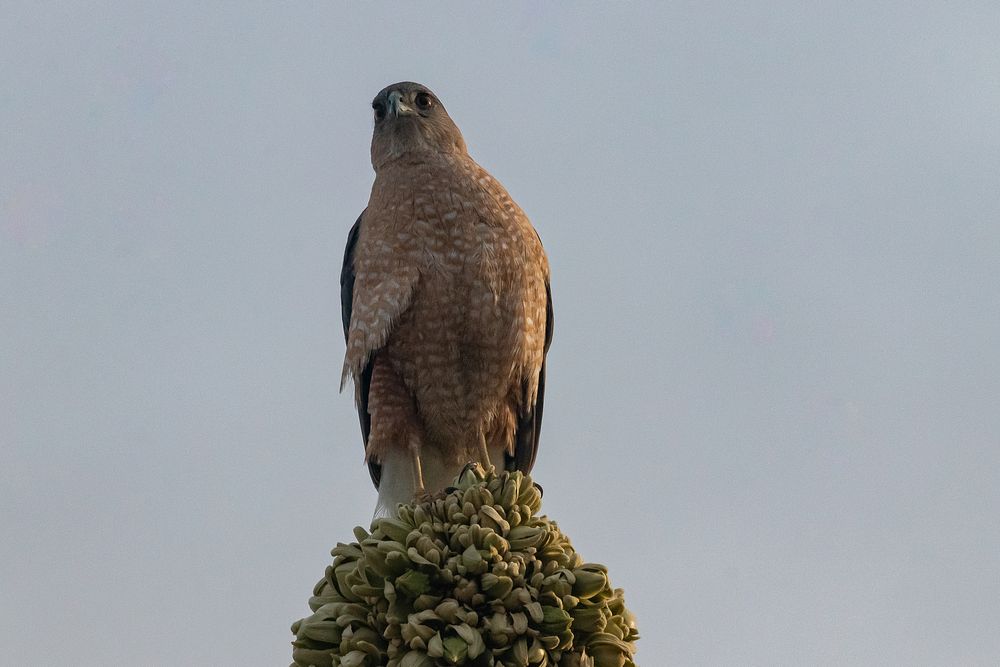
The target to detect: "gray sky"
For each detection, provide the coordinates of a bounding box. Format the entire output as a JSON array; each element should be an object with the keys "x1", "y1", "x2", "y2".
[{"x1": 2, "y1": 3, "x2": 999, "y2": 665}]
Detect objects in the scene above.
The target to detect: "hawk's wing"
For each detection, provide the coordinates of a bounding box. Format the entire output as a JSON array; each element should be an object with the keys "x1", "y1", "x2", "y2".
[
  {"x1": 340, "y1": 211, "x2": 380, "y2": 487},
  {"x1": 508, "y1": 279, "x2": 553, "y2": 474}
]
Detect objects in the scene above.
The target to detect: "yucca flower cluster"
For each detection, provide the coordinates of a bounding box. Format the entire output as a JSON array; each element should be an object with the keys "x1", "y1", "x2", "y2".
[{"x1": 290, "y1": 466, "x2": 638, "y2": 667}]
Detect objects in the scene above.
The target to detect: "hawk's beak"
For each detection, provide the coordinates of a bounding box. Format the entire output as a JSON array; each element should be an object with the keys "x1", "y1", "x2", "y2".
[{"x1": 387, "y1": 90, "x2": 413, "y2": 118}]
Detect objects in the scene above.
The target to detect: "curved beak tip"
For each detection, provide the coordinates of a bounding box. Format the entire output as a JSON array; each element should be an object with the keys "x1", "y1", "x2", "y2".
[{"x1": 387, "y1": 90, "x2": 413, "y2": 117}]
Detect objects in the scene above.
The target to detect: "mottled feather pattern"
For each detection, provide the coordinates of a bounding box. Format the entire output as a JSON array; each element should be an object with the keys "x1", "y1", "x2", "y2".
[
  {"x1": 340, "y1": 264, "x2": 419, "y2": 389},
  {"x1": 342, "y1": 83, "x2": 552, "y2": 509},
  {"x1": 350, "y1": 153, "x2": 547, "y2": 466}
]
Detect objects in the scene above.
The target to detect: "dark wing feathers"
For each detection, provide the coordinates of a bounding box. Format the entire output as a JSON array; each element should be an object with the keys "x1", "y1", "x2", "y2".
[
  {"x1": 341, "y1": 211, "x2": 381, "y2": 488},
  {"x1": 340, "y1": 214, "x2": 362, "y2": 340},
  {"x1": 508, "y1": 279, "x2": 553, "y2": 474}
]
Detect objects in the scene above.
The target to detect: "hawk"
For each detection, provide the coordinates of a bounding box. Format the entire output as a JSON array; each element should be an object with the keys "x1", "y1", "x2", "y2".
[{"x1": 340, "y1": 82, "x2": 553, "y2": 515}]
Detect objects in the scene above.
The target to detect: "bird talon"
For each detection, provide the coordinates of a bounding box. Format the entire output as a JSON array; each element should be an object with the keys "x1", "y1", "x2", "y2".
[
  {"x1": 458, "y1": 461, "x2": 486, "y2": 484},
  {"x1": 413, "y1": 488, "x2": 434, "y2": 504}
]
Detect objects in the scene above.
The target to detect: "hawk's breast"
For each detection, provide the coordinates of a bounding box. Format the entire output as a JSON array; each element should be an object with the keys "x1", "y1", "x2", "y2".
[{"x1": 361, "y1": 154, "x2": 549, "y2": 442}]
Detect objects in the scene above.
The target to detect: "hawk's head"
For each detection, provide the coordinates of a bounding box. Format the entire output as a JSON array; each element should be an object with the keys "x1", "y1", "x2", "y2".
[{"x1": 370, "y1": 82, "x2": 467, "y2": 170}]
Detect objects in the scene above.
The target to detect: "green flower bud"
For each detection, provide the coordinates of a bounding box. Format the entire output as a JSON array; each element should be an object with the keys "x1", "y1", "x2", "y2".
[
  {"x1": 291, "y1": 469, "x2": 637, "y2": 667},
  {"x1": 394, "y1": 570, "x2": 430, "y2": 598}
]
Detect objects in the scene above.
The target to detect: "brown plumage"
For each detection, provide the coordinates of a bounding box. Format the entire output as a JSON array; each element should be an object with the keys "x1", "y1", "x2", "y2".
[{"x1": 340, "y1": 82, "x2": 553, "y2": 515}]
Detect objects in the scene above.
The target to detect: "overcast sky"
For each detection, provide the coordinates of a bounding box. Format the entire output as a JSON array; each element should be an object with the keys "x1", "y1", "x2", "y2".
[{"x1": 3, "y1": 3, "x2": 999, "y2": 665}]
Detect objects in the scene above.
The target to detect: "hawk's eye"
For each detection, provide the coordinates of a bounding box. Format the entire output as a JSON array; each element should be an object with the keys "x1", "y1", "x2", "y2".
[
  {"x1": 415, "y1": 92, "x2": 434, "y2": 110},
  {"x1": 373, "y1": 102, "x2": 386, "y2": 121}
]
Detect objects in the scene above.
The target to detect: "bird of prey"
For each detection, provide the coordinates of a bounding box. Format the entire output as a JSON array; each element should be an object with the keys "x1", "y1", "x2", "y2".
[{"x1": 340, "y1": 82, "x2": 553, "y2": 515}]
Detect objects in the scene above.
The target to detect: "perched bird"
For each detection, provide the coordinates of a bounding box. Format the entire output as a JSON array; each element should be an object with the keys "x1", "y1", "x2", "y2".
[{"x1": 340, "y1": 82, "x2": 553, "y2": 515}]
